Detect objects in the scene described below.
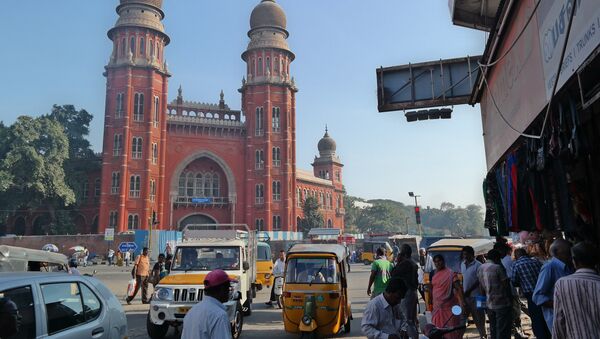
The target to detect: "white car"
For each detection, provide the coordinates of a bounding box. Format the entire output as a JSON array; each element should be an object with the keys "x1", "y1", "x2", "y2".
[{"x1": 0, "y1": 272, "x2": 128, "y2": 339}]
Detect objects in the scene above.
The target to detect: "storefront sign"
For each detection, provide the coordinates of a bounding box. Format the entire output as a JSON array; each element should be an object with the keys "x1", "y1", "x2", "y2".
[
  {"x1": 481, "y1": 0, "x2": 546, "y2": 170},
  {"x1": 538, "y1": 0, "x2": 600, "y2": 99}
]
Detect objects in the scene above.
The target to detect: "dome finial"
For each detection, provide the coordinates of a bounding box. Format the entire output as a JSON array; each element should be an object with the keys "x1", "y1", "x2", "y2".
[{"x1": 325, "y1": 124, "x2": 329, "y2": 135}]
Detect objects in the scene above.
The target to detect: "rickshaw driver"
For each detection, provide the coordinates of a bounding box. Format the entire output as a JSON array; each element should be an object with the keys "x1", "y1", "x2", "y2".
[{"x1": 297, "y1": 263, "x2": 326, "y2": 283}]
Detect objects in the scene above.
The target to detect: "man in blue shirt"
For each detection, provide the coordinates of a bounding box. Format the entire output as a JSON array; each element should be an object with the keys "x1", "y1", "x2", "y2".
[{"x1": 532, "y1": 239, "x2": 573, "y2": 332}]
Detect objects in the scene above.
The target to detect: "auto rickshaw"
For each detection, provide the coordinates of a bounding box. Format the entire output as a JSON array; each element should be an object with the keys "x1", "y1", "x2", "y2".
[
  {"x1": 255, "y1": 241, "x2": 273, "y2": 289},
  {"x1": 282, "y1": 244, "x2": 352, "y2": 338},
  {"x1": 422, "y1": 238, "x2": 494, "y2": 311},
  {"x1": 360, "y1": 240, "x2": 393, "y2": 265},
  {"x1": 0, "y1": 245, "x2": 68, "y2": 272}
]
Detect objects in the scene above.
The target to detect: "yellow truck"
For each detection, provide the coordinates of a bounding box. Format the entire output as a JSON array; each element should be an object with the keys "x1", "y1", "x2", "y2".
[{"x1": 147, "y1": 224, "x2": 257, "y2": 339}]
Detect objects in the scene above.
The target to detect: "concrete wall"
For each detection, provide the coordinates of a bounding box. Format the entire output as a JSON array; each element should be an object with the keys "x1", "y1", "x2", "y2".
[{"x1": 0, "y1": 234, "x2": 134, "y2": 258}]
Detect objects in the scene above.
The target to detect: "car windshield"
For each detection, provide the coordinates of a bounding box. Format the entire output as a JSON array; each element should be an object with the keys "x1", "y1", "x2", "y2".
[
  {"x1": 427, "y1": 250, "x2": 463, "y2": 273},
  {"x1": 257, "y1": 245, "x2": 271, "y2": 261},
  {"x1": 171, "y1": 246, "x2": 240, "y2": 271},
  {"x1": 285, "y1": 257, "x2": 339, "y2": 284}
]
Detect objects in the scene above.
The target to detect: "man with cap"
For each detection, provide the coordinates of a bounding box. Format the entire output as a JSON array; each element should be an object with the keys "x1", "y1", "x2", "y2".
[{"x1": 182, "y1": 269, "x2": 233, "y2": 339}]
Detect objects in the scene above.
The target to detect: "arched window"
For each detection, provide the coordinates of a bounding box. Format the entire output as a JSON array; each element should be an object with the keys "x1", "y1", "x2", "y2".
[
  {"x1": 113, "y1": 133, "x2": 123, "y2": 156},
  {"x1": 273, "y1": 215, "x2": 281, "y2": 230},
  {"x1": 327, "y1": 219, "x2": 332, "y2": 228},
  {"x1": 128, "y1": 214, "x2": 139, "y2": 230},
  {"x1": 129, "y1": 175, "x2": 141, "y2": 198},
  {"x1": 121, "y1": 38, "x2": 126, "y2": 56},
  {"x1": 111, "y1": 172, "x2": 120, "y2": 194},
  {"x1": 204, "y1": 174, "x2": 213, "y2": 197},
  {"x1": 109, "y1": 211, "x2": 118, "y2": 228},
  {"x1": 272, "y1": 147, "x2": 280, "y2": 167},
  {"x1": 272, "y1": 107, "x2": 280, "y2": 132},
  {"x1": 266, "y1": 57, "x2": 270, "y2": 73},
  {"x1": 150, "y1": 179, "x2": 156, "y2": 202},
  {"x1": 212, "y1": 173, "x2": 220, "y2": 197},
  {"x1": 274, "y1": 57, "x2": 279, "y2": 73},
  {"x1": 178, "y1": 174, "x2": 186, "y2": 196},
  {"x1": 194, "y1": 173, "x2": 203, "y2": 197},
  {"x1": 150, "y1": 39, "x2": 154, "y2": 57},
  {"x1": 255, "y1": 218, "x2": 264, "y2": 231},
  {"x1": 186, "y1": 172, "x2": 194, "y2": 197},
  {"x1": 130, "y1": 36, "x2": 136, "y2": 55},
  {"x1": 140, "y1": 37, "x2": 145, "y2": 55},
  {"x1": 156, "y1": 42, "x2": 160, "y2": 60},
  {"x1": 94, "y1": 178, "x2": 101, "y2": 197},
  {"x1": 297, "y1": 188, "x2": 301, "y2": 207},
  {"x1": 131, "y1": 137, "x2": 142, "y2": 159},
  {"x1": 252, "y1": 59, "x2": 255, "y2": 75},
  {"x1": 134, "y1": 93, "x2": 144, "y2": 121},
  {"x1": 152, "y1": 143, "x2": 158, "y2": 164},
  {"x1": 255, "y1": 149, "x2": 264, "y2": 169},
  {"x1": 272, "y1": 181, "x2": 281, "y2": 201},
  {"x1": 154, "y1": 96, "x2": 159, "y2": 127},
  {"x1": 255, "y1": 107, "x2": 264, "y2": 136},
  {"x1": 258, "y1": 57, "x2": 263, "y2": 75},
  {"x1": 255, "y1": 184, "x2": 264, "y2": 204}
]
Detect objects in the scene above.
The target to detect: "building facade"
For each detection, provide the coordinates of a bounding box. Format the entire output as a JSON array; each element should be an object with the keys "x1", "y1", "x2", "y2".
[{"x1": 95, "y1": 0, "x2": 345, "y2": 234}]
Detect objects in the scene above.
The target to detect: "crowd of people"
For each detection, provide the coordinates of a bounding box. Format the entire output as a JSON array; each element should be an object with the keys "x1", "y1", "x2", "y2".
[{"x1": 361, "y1": 238, "x2": 600, "y2": 339}]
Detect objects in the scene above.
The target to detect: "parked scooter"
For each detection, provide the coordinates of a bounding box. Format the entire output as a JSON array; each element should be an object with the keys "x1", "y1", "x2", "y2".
[
  {"x1": 418, "y1": 305, "x2": 466, "y2": 339},
  {"x1": 273, "y1": 276, "x2": 284, "y2": 309}
]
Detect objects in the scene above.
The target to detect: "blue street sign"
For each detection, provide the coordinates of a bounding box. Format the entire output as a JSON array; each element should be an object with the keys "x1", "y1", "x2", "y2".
[
  {"x1": 191, "y1": 197, "x2": 212, "y2": 204},
  {"x1": 118, "y1": 242, "x2": 138, "y2": 252}
]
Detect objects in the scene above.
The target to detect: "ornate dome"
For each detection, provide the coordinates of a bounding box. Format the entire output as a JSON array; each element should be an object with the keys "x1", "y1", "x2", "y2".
[
  {"x1": 250, "y1": 0, "x2": 287, "y2": 31},
  {"x1": 318, "y1": 128, "x2": 337, "y2": 156}
]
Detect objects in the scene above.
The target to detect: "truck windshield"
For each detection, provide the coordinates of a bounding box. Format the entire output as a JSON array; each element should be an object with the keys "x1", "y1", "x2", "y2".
[{"x1": 172, "y1": 246, "x2": 240, "y2": 271}]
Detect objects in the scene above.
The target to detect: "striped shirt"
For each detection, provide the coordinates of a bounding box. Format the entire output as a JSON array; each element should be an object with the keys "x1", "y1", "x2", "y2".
[
  {"x1": 552, "y1": 269, "x2": 600, "y2": 339},
  {"x1": 512, "y1": 256, "x2": 543, "y2": 295}
]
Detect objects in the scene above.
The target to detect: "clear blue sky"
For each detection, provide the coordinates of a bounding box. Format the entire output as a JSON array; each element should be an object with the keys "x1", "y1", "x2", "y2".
[{"x1": 0, "y1": 0, "x2": 487, "y2": 209}]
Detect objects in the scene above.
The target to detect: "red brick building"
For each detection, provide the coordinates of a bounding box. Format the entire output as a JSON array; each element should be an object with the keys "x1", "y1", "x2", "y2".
[{"x1": 95, "y1": 0, "x2": 345, "y2": 233}]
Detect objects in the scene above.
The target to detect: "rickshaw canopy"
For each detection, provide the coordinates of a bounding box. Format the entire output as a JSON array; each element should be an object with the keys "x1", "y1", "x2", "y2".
[{"x1": 287, "y1": 244, "x2": 347, "y2": 263}]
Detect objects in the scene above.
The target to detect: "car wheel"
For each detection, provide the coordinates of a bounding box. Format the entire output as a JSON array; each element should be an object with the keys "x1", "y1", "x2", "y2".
[
  {"x1": 242, "y1": 298, "x2": 252, "y2": 316},
  {"x1": 146, "y1": 313, "x2": 169, "y2": 339},
  {"x1": 231, "y1": 302, "x2": 244, "y2": 339}
]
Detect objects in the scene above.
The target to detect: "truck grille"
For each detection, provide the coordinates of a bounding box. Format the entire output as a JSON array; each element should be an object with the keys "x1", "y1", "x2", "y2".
[{"x1": 173, "y1": 288, "x2": 203, "y2": 302}]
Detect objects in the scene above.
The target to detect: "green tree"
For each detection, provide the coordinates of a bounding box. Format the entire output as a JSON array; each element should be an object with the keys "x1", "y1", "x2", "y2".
[
  {"x1": 299, "y1": 196, "x2": 323, "y2": 236},
  {"x1": 0, "y1": 115, "x2": 75, "y2": 234},
  {"x1": 46, "y1": 105, "x2": 97, "y2": 204}
]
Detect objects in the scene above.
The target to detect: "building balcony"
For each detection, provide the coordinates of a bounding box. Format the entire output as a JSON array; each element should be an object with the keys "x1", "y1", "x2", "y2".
[{"x1": 174, "y1": 196, "x2": 230, "y2": 208}]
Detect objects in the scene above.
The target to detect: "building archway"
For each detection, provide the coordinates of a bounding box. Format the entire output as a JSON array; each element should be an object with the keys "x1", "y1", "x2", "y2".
[
  {"x1": 91, "y1": 215, "x2": 99, "y2": 234},
  {"x1": 178, "y1": 213, "x2": 217, "y2": 231},
  {"x1": 32, "y1": 214, "x2": 51, "y2": 235},
  {"x1": 170, "y1": 151, "x2": 237, "y2": 202},
  {"x1": 13, "y1": 217, "x2": 26, "y2": 236}
]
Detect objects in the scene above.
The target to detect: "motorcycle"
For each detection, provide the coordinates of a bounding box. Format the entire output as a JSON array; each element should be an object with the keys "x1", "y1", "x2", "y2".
[
  {"x1": 273, "y1": 276, "x2": 284, "y2": 309},
  {"x1": 418, "y1": 305, "x2": 466, "y2": 339}
]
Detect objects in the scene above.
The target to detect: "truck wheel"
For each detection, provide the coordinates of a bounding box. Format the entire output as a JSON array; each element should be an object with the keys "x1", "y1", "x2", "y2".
[
  {"x1": 242, "y1": 298, "x2": 252, "y2": 316},
  {"x1": 231, "y1": 302, "x2": 244, "y2": 339},
  {"x1": 146, "y1": 313, "x2": 169, "y2": 339}
]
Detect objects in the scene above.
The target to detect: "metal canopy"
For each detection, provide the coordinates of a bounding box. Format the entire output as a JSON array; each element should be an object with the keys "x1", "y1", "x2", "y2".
[{"x1": 377, "y1": 55, "x2": 482, "y2": 112}]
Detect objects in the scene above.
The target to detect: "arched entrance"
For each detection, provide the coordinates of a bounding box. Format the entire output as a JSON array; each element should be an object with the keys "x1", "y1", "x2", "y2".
[
  {"x1": 13, "y1": 217, "x2": 26, "y2": 235},
  {"x1": 178, "y1": 213, "x2": 217, "y2": 231},
  {"x1": 33, "y1": 214, "x2": 51, "y2": 235}
]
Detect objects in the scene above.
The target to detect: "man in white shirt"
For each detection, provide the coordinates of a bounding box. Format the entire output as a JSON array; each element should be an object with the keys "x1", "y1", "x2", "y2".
[
  {"x1": 266, "y1": 250, "x2": 285, "y2": 306},
  {"x1": 361, "y1": 277, "x2": 408, "y2": 339},
  {"x1": 182, "y1": 269, "x2": 233, "y2": 339}
]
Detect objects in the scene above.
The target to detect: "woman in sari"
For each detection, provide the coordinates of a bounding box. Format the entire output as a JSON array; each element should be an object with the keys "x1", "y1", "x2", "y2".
[{"x1": 431, "y1": 254, "x2": 465, "y2": 339}]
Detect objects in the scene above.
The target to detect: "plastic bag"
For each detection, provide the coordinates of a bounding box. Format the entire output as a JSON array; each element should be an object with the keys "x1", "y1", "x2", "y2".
[{"x1": 127, "y1": 279, "x2": 137, "y2": 297}]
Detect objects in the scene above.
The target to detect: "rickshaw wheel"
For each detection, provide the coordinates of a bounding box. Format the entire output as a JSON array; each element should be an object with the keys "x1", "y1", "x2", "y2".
[{"x1": 344, "y1": 318, "x2": 351, "y2": 333}]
